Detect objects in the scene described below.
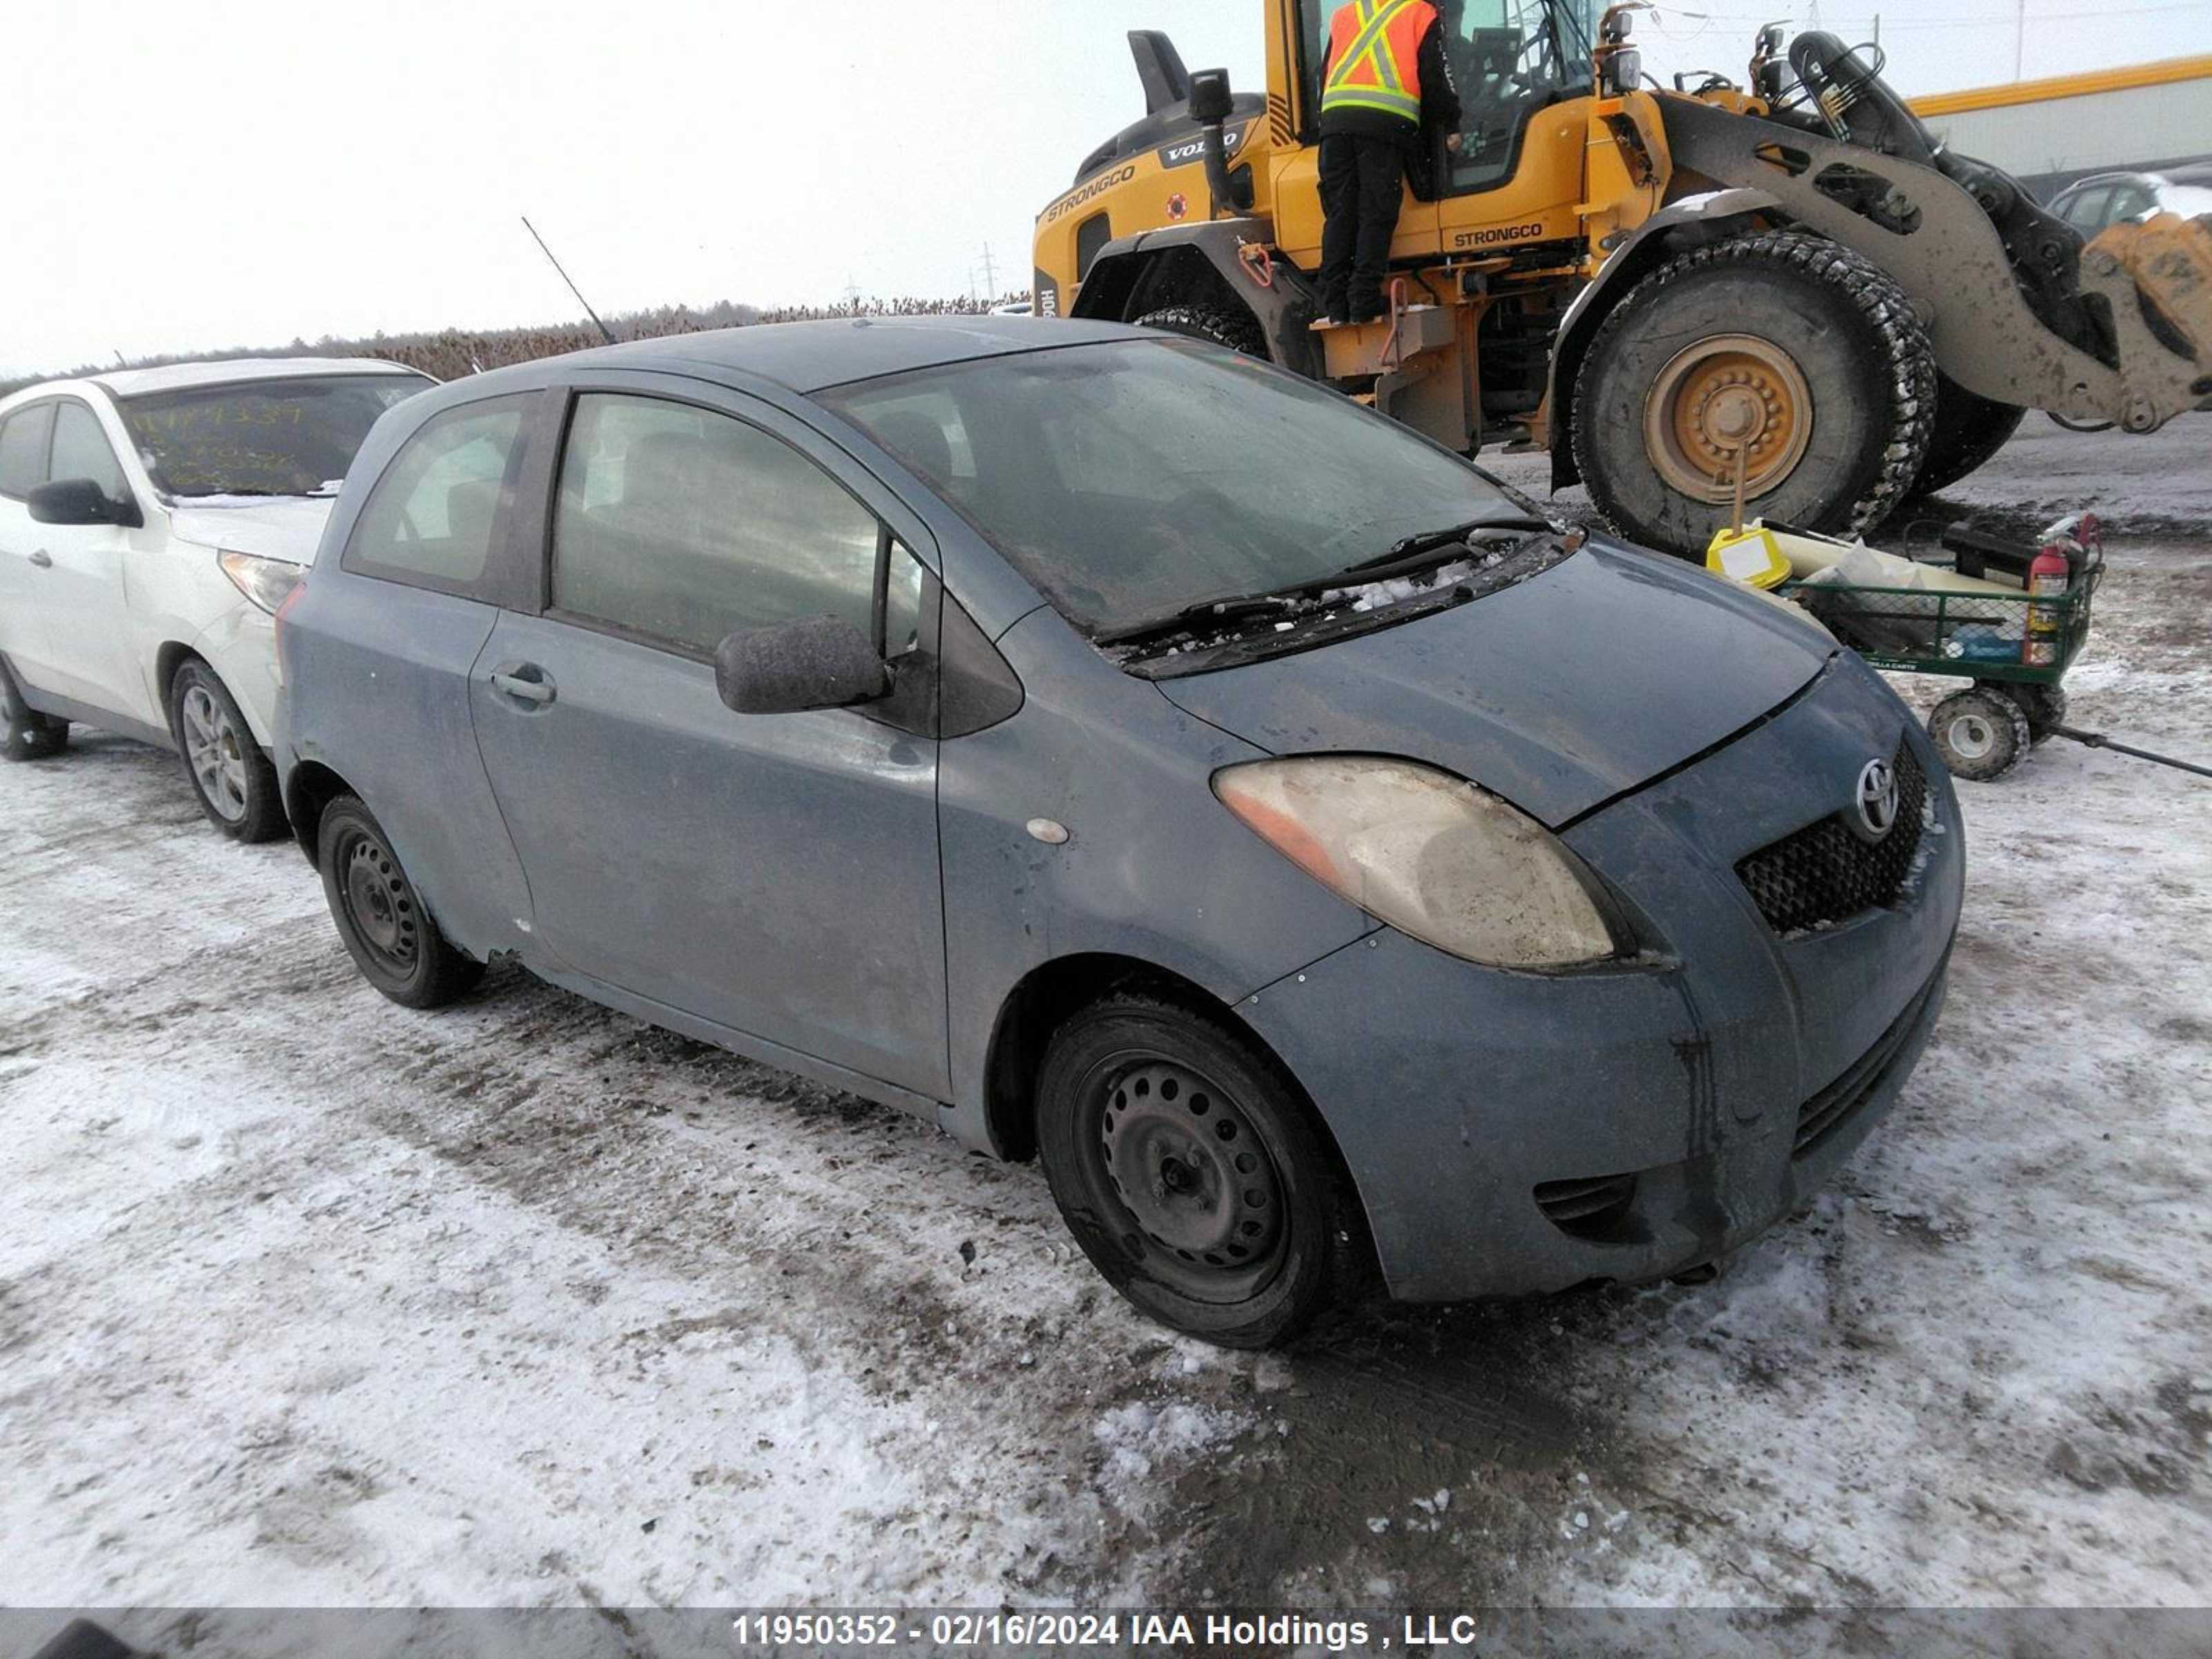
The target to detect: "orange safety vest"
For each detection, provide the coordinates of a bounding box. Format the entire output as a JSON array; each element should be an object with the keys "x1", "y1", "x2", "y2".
[{"x1": 1322, "y1": 0, "x2": 1435, "y2": 126}]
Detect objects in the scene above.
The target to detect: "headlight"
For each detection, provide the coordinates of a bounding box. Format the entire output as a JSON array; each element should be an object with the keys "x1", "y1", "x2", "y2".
[
  {"x1": 218, "y1": 550, "x2": 306, "y2": 615},
  {"x1": 1212, "y1": 756, "x2": 1624, "y2": 968}
]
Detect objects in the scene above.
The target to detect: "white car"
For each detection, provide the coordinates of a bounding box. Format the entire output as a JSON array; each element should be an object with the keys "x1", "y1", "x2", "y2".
[
  {"x1": 0, "y1": 357, "x2": 433, "y2": 837},
  {"x1": 2049, "y1": 167, "x2": 2212, "y2": 234}
]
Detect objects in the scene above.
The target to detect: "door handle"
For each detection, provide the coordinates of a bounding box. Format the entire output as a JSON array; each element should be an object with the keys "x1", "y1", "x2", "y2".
[
  {"x1": 489, "y1": 664, "x2": 556, "y2": 706},
  {"x1": 28, "y1": 550, "x2": 51, "y2": 568}
]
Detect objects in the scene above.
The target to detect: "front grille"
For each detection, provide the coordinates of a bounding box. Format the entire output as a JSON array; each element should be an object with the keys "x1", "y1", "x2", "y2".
[
  {"x1": 1534, "y1": 1172, "x2": 1638, "y2": 1238},
  {"x1": 1736, "y1": 737, "x2": 1929, "y2": 935},
  {"x1": 1793, "y1": 957, "x2": 1947, "y2": 1158}
]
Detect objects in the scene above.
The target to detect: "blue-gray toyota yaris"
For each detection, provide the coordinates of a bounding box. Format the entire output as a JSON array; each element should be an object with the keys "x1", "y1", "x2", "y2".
[{"x1": 275, "y1": 317, "x2": 1961, "y2": 1348}]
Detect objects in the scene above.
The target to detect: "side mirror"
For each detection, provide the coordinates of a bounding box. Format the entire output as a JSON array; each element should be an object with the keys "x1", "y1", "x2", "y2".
[
  {"x1": 715, "y1": 615, "x2": 889, "y2": 715},
  {"x1": 1188, "y1": 67, "x2": 1233, "y2": 126},
  {"x1": 28, "y1": 476, "x2": 133, "y2": 527}
]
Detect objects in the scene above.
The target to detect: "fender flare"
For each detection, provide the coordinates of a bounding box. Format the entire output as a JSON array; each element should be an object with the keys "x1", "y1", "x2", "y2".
[
  {"x1": 1547, "y1": 187, "x2": 1782, "y2": 490},
  {"x1": 1067, "y1": 218, "x2": 1327, "y2": 377}
]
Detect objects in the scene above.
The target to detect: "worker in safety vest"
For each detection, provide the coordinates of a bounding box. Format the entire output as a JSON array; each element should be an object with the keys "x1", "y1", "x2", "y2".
[{"x1": 1315, "y1": 0, "x2": 1463, "y2": 325}]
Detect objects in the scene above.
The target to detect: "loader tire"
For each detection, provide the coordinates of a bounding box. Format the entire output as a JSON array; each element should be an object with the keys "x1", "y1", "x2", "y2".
[
  {"x1": 1913, "y1": 375, "x2": 2027, "y2": 496},
  {"x1": 1134, "y1": 303, "x2": 1267, "y2": 358},
  {"x1": 1572, "y1": 230, "x2": 1938, "y2": 559}
]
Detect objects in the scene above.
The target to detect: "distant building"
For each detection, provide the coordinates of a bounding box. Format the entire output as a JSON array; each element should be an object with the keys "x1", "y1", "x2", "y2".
[{"x1": 1910, "y1": 55, "x2": 2212, "y2": 200}]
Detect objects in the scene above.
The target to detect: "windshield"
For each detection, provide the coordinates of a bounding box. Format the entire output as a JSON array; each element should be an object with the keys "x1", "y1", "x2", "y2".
[
  {"x1": 120, "y1": 373, "x2": 433, "y2": 498},
  {"x1": 820, "y1": 339, "x2": 1524, "y2": 635}
]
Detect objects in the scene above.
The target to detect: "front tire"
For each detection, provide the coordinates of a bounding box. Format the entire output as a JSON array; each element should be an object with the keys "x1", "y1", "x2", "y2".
[
  {"x1": 1994, "y1": 679, "x2": 2068, "y2": 744},
  {"x1": 0, "y1": 657, "x2": 68, "y2": 762},
  {"x1": 1034, "y1": 993, "x2": 1365, "y2": 1348},
  {"x1": 1572, "y1": 230, "x2": 1937, "y2": 558},
  {"x1": 168, "y1": 659, "x2": 285, "y2": 841},
  {"x1": 1929, "y1": 686, "x2": 2030, "y2": 781},
  {"x1": 1132, "y1": 303, "x2": 1268, "y2": 358},
  {"x1": 317, "y1": 794, "x2": 485, "y2": 1009}
]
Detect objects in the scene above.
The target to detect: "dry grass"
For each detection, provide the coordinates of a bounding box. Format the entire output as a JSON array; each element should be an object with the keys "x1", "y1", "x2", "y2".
[{"x1": 1, "y1": 292, "x2": 1033, "y2": 397}]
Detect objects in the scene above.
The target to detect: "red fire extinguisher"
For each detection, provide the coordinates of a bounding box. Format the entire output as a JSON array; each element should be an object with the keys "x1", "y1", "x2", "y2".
[{"x1": 2023, "y1": 540, "x2": 2071, "y2": 666}]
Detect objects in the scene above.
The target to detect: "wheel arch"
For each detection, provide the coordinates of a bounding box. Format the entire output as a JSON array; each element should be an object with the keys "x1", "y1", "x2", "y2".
[
  {"x1": 981, "y1": 952, "x2": 1349, "y2": 1174},
  {"x1": 154, "y1": 641, "x2": 263, "y2": 744},
  {"x1": 1548, "y1": 189, "x2": 1782, "y2": 491},
  {"x1": 153, "y1": 640, "x2": 200, "y2": 724},
  {"x1": 1071, "y1": 222, "x2": 1326, "y2": 377},
  {"x1": 283, "y1": 759, "x2": 356, "y2": 867}
]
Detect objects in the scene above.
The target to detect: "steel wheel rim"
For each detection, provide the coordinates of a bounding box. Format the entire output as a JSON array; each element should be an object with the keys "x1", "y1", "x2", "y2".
[
  {"x1": 1643, "y1": 332, "x2": 1816, "y2": 503},
  {"x1": 339, "y1": 830, "x2": 419, "y2": 972},
  {"x1": 1080, "y1": 1051, "x2": 1288, "y2": 1304},
  {"x1": 180, "y1": 684, "x2": 250, "y2": 823},
  {"x1": 1949, "y1": 712, "x2": 1996, "y2": 760}
]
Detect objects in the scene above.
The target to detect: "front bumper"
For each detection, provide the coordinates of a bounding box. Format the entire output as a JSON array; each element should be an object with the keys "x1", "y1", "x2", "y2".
[{"x1": 1240, "y1": 655, "x2": 1965, "y2": 1303}]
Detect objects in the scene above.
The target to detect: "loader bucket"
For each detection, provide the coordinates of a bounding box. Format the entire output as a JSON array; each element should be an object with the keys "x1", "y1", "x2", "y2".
[{"x1": 2086, "y1": 211, "x2": 2212, "y2": 388}]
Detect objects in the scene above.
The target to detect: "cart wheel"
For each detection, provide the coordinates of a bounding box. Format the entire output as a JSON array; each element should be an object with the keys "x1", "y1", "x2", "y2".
[
  {"x1": 1930, "y1": 688, "x2": 2031, "y2": 781},
  {"x1": 1996, "y1": 682, "x2": 2068, "y2": 744}
]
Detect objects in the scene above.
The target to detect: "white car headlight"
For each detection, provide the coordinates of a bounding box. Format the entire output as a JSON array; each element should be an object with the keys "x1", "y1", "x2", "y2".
[
  {"x1": 218, "y1": 550, "x2": 306, "y2": 615},
  {"x1": 1212, "y1": 756, "x2": 1624, "y2": 969}
]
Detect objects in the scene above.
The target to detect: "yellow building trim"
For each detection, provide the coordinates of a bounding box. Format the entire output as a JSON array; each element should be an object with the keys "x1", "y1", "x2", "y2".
[{"x1": 1910, "y1": 54, "x2": 2212, "y2": 118}]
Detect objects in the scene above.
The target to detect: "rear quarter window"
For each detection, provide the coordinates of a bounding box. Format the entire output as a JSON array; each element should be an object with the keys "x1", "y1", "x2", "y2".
[{"x1": 341, "y1": 396, "x2": 531, "y2": 599}]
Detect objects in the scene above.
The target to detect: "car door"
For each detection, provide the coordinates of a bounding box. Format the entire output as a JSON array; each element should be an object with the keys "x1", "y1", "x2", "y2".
[
  {"x1": 468, "y1": 375, "x2": 950, "y2": 1101},
  {"x1": 303, "y1": 390, "x2": 547, "y2": 959},
  {"x1": 0, "y1": 401, "x2": 62, "y2": 685},
  {"x1": 31, "y1": 397, "x2": 158, "y2": 720}
]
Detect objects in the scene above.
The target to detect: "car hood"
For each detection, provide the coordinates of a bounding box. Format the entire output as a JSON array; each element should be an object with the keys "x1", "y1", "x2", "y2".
[
  {"x1": 1154, "y1": 540, "x2": 1835, "y2": 826},
  {"x1": 165, "y1": 496, "x2": 333, "y2": 564}
]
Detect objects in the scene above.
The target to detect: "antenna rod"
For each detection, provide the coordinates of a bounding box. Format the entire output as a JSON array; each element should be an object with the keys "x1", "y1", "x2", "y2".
[{"x1": 521, "y1": 216, "x2": 616, "y2": 346}]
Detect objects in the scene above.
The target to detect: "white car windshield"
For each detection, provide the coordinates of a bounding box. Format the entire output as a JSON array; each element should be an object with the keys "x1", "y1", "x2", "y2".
[{"x1": 120, "y1": 373, "x2": 432, "y2": 499}]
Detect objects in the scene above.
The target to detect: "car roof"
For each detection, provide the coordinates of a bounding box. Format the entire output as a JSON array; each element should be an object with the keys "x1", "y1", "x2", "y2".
[
  {"x1": 2054, "y1": 171, "x2": 2146, "y2": 196},
  {"x1": 503, "y1": 315, "x2": 1154, "y2": 395},
  {"x1": 87, "y1": 356, "x2": 428, "y2": 399}
]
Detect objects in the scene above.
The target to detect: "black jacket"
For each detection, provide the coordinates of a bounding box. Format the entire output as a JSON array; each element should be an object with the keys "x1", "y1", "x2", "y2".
[{"x1": 1317, "y1": 12, "x2": 1463, "y2": 143}]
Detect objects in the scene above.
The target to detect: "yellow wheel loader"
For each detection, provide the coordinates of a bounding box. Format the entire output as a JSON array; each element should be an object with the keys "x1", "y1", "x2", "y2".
[{"x1": 1031, "y1": 3, "x2": 2212, "y2": 559}]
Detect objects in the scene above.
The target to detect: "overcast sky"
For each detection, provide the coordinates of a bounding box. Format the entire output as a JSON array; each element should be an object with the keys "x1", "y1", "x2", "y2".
[{"x1": 4, "y1": 0, "x2": 2204, "y2": 378}]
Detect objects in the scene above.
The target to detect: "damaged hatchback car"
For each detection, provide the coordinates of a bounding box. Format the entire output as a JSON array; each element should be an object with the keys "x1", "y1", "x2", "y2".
[{"x1": 276, "y1": 318, "x2": 1962, "y2": 1347}]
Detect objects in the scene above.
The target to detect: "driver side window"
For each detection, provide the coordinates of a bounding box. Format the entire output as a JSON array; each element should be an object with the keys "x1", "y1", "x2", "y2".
[
  {"x1": 1295, "y1": 0, "x2": 1594, "y2": 196},
  {"x1": 1442, "y1": 0, "x2": 1593, "y2": 194},
  {"x1": 344, "y1": 397, "x2": 529, "y2": 596}
]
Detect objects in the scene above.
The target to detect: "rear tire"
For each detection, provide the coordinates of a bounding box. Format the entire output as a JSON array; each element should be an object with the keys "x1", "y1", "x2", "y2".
[
  {"x1": 1035, "y1": 992, "x2": 1366, "y2": 1349},
  {"x1": 1929, "y1": 686, "x2": 2030, "y2": 781},
  {"x1": 1572, "y1": 230, "x2": 1937, "y2": 558},
  {"x1": 0, "y1": 657, "x2": 68, "y2": 762},
  {"x1": 1994, "y1": 679, "x2": 2068, "y2": 743},
  {"x1": 1132, "y1": 303, "x2": 1268, "y2": 358},
  {"x1": 167, "y1": 659, "x2": 285, "y2": 841},
  {"x1": 317, "y1": 794, "x2": 485, "y2": 1009},
  {"x1": 1913, "y1": 375, "x2": 2027, "y2": 496}
]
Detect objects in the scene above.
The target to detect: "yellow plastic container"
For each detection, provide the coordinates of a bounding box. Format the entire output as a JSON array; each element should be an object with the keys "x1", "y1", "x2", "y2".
[{"x1": 1705, "y1": 523, "x2": 1792, "y2": 590}]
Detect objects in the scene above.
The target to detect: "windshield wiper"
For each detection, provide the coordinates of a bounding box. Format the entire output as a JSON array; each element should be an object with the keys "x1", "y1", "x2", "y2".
[
  {"x1": 1093, "y1": 592, "x2": 1302, "y2": 646},
  {"x1": 1094, "y1": 518, "x2": 1568, "y2": 650},
  {"x1": 1345, "y1": 514, "x2": 1556, "y2": 574}
]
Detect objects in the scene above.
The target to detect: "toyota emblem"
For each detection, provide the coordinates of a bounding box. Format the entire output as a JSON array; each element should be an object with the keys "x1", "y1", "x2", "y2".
[{"x1": 1852, "y1": 758, "x2": 1900, "y2": 841}]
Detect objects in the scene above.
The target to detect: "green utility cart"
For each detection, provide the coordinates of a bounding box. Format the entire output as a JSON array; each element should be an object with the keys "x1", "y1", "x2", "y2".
[{"x1": 1781, "y1": 516, "x2": 2104, "y2": 782}]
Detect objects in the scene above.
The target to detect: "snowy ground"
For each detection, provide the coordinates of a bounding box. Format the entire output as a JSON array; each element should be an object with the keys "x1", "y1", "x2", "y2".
[{"x1": 2, "y1": 419, "x2": 2209, "y2": 1653}]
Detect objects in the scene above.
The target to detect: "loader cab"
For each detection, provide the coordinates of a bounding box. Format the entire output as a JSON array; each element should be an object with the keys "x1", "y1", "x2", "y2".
[{"x1": 1275, "y1": 0, "x2": 1601, "y2": 268}]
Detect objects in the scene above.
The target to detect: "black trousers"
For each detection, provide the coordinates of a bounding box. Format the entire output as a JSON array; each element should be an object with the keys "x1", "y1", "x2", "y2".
[{"x1": 1318, "y1": 131, "x2": 1409, "y2": 321}]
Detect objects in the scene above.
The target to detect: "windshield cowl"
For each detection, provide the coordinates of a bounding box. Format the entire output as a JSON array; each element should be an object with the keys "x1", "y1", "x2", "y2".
[{"x1": 1106, "y1": 527, "x2": 1582, "y2": 678}]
